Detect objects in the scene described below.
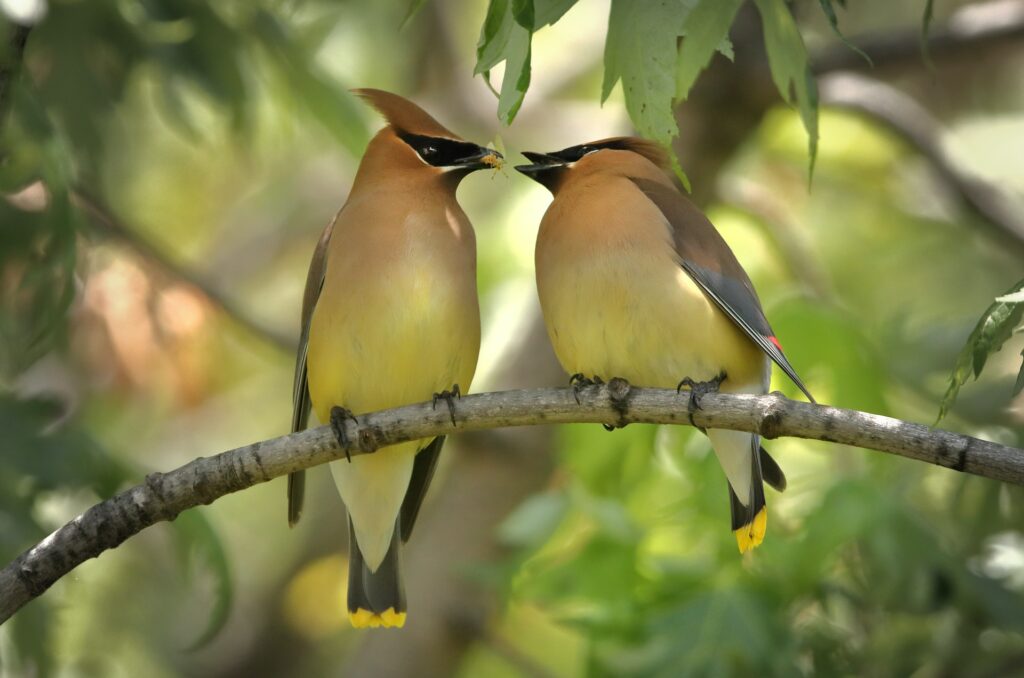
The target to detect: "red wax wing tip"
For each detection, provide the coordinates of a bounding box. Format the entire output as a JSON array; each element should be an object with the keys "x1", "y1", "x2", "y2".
[{"x1": 768, "y1": 335, "x2": 783, "y2": 351}]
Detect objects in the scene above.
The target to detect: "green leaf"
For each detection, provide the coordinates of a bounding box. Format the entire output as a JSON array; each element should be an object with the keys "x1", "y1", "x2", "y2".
[
  {"x1": 498, "y1": 491, "x2": 569, "y2": 548},
  {"x1": 511, "y1": 0, "x2": 535, "y2": 30},
  {"x1": 1015, "y1": 349, "x2": 1024, "y2": 397},
  {"x1": 0, "y1": 394, "x2": 130, "y2": 497},
  {"x1": 476, "y1": 0, "x2": 515, "y2": 75},
  {"x1": 172, "y1": 510, "x2": 233, "y2": 650},
  {"x1": 718, "y1": 38, "x2": 735, "y2": 61},
  {"x1": 509, "y1": 0, "x2": 578, "y2": 32},
  {"x1": 938, "y1": 278, "x2": 1024, "y2": 422},
  {"x1": 400, "y1": 0, "x2": 431, "y2": 28},
  {"x1": 0, "y1": 86, "x2": 83, "y2": 377},
  {"x1": 496, "y1": 23, "x2": 532, "y2": 123},
  {"x1": 753, "y1": 0, "x2": 819, "y2": 179},
  {"x1": 603, "y1": 0, "x2": 696, "y2": 189},
  {"x1": 476, "y1": 0, "x2": 534, "y2": 123},
  {"x1": 644, "y1": 591, "x2": 775, "y2": 674},
  {"x1": 969, "y1": 297, "x2": 1024, "y2": 380},
  {"x1": 474, "y1": 0, "x2": 575, "y2": 118},
  {"x1": 533, "y1": 0, "x2": 578, "y2": 28},
  {"x1": 675, "y1": 0, "x2": 744, "y2": 102},
  {"x1": 817, "y1": 0, "x2": 872, "y2": 66},
  {"x1": 150, "y1": 3, "x2": 251, "y2": 131},
  {"x1": 520, "y1": 534, "x2": 640, "y2": 615},
  {"x1": 577, "y1": 493, "x2": 639, "y2": 544},
  {"x1": 921, "y1": 0, "x2": 936, "y2": 67}
]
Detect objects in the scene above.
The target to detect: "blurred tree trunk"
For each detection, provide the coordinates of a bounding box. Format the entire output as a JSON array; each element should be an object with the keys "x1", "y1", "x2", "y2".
[{"x1": 674, "y1": 5, "x2": 773, "y2": 206}]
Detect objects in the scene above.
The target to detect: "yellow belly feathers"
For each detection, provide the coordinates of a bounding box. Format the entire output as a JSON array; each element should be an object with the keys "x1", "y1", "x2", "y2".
[
  {"x1": 535, "y1": 182, "x2": 763, "y2": 392},
  {"x1": 306, "y1": 204, "x2": 479, "y2": 570}
]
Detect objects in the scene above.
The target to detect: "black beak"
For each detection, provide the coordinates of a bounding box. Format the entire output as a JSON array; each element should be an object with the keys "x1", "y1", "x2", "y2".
[
  {"x1": 515, "y1": 151, "x2": 564, "y2": 174},
  {"x1": 451, "y1": 146, "x2": 503, "y2": 171},
  {"x1": 514, "y1": 151, "x2": 568, "y2": 190}
]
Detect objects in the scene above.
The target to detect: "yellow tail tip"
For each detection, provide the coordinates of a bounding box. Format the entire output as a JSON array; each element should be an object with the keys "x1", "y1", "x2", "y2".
[
  {"x1": 349, "y1": 607, "x2": 406, "y2": 629},
  {"x1": 734, "y1": 506, "x2": 768, "y2": 554}
]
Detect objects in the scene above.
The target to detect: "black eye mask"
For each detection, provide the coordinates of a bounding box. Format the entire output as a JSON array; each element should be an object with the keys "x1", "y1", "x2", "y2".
[{"x1": 398, "y1": 133, "x2": 484, "y2": 167}]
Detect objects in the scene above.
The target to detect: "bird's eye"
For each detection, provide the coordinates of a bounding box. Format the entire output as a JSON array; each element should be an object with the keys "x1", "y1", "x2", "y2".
[{"x1": 422, "y1": 146, "x2": 437, "y2": 156}]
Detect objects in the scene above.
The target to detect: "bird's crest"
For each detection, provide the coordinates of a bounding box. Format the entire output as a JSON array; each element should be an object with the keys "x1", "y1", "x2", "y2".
[
  {"x1": 353, "y1": 88, "x2": 459, "y2": 140},
  {"x1": 597, "y1": 136, "x2": 670, "y2": 171}
]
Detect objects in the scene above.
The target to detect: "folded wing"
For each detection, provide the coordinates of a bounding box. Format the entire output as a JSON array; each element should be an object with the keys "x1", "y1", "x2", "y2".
[{"x1": 631, "y1": 177, "x2": 815, "y2": 403}]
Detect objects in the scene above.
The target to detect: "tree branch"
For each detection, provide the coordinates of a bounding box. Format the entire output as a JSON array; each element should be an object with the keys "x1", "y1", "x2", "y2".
[
  {"x1": 813, "y1": 0, "x2": 1024, "y2": 74},
  {"x1": 819, "y1": 72, "x2": 1024, "y2": 253},
  {"x1": 2, "y1": 383, "x2": 1021, "y2": 625}
]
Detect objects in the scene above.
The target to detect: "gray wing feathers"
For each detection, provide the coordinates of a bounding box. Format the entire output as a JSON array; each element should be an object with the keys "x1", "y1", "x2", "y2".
[
  {"x1": 630, "y1": 177, "x2": 815, "y2": 403},
  {"x1": 288, "y1": 218, "x2": 336, "y2": 526}
]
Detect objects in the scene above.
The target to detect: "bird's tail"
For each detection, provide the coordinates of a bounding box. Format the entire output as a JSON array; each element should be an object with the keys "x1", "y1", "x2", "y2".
[
  {"x1": 728, "y1": 459, "x2": 767, "y2": 554},
  {"x1": 346, "y1": 518, "x2": 406, "y2": 629},
  {"x1": 759, "y1": 444, "x2": 787, "y2": 492},
  {"x1": 710, "y1": 429, "x2": 787, "y2": 553}
]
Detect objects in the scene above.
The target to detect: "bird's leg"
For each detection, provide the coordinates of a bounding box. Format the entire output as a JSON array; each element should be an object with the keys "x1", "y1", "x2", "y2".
[
  {"x1": 569, "y1": 373, "x2": 604, "y2": 405},
  {"x1": 604, "y1": 376, "x2": 632, "y2": 431},
  {"x1": 676, "y1": 371, "x2": 727, "y2": 429},
  {"x1": 330, "y1": 406, "x2": 360, "y2": 462},
  {"x1": 569, "y1": 374, "x2": 620, "y2": 430},
  {"x1": 432, "y1": 383, "x2": 461, "y2": 426}
]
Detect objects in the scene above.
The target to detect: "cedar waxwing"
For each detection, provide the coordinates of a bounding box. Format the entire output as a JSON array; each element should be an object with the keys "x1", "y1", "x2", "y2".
[
  {"x1": 289, "y1": 89, "x2": 500, "y2": 628},
  {"x1": 517, "y1": 137, "x2": 813, "y2": 553}
]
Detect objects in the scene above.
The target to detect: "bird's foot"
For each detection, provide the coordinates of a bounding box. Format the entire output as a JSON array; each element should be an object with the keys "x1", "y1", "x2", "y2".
[
  {"x1": 330, "y1": 406, "x2": 360, "y2": 462},
  {"x1": 569, "y1": 373, "x2": 604, "y2": 405},
  {"x1": 604, "y1": 376, "x2": 632, "y2": 431},
  {"x1": 675, "y1": 371, "x2": 727, "y2": 428},
  {"x1": 432, "y1": 384, "x2": 461, "y2": 426}
]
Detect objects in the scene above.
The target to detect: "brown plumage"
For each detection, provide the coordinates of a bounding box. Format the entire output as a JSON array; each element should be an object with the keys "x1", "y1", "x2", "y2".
[
  {"x1": 290, "y1": 89, "x2": 500, "y2": 628},
  {"x1": 518, "y1": 138, "x2": 812, "y2": 553},
  {"x1": 353, "y1": 88, "x2": 460, "y2": 138}
]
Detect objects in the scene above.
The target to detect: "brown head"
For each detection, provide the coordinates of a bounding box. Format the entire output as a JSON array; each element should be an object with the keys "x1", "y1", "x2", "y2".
[
  {"x1": 352, "y1": 89, "x2": 501, "y2": 188},
  {"x1": 514, "y1": 137, "x2": 670, "y2": 193}
]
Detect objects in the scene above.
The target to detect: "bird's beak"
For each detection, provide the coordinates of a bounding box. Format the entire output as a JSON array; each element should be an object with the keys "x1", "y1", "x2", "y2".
[
  {"x1": 514, "y1": 151, "x2": 564, "y2": 175},
  {"x1": 451, "y1": 146, "x2": 504, "y2": 171}
]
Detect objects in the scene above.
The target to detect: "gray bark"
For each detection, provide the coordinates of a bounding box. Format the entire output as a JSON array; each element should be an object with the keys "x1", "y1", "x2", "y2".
[{"x1": 3, "y1": 382, "x2": 1021, "y2": 625}]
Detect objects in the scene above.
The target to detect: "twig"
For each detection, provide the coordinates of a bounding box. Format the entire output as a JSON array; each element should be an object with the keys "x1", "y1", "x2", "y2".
[
  {"x1": 2, "y1": 383, "x2": 1021, "y2": 624},
  {"x1": 71, "y1": 188, "x2": 298, "y2": 351},
  {"x1": 819, "y1": 72, "x2": 1024, "y2": 253},
  {"x1": 813, "y1": 0, "x2": 1024, "y2": 74}
]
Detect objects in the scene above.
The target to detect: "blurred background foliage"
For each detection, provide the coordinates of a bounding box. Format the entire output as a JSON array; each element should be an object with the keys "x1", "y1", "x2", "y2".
[{"x1": 2, "y1": 0, "x2": 1024, "y2": 676}]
